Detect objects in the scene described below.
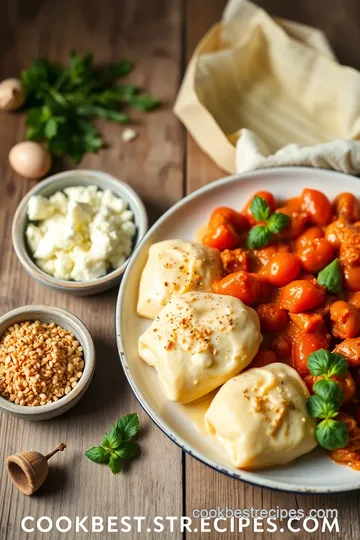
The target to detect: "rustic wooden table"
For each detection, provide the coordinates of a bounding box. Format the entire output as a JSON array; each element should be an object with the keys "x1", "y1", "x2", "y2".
[{"x1": 1, "y1": 1, "x2": 360, "y2": 539}]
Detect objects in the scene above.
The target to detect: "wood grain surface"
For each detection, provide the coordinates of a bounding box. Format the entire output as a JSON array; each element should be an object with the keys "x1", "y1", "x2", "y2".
[{"x1": 1, "y1": 0, "x2": 360, "y2": 539}]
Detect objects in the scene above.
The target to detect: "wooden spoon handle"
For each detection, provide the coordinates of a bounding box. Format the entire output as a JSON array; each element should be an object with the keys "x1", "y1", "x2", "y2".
[{"x1": 45, "y1": 443, "x2": 66, "y2": 461}]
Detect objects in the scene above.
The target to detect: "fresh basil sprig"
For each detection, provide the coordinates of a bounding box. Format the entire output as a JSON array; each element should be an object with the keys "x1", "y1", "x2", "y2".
[
  {"x1": 306, "y1": 350, "x2": 349, "y2": 451},
  {"x1": 247, "y1": 196, "x2": 290, "y2": 249},
  {"x1": 86, "y1": 413, "x2": 140, "y2": 474},
  {"x1": 317, "y1": 258, "x2": 343, "y2": 295}
]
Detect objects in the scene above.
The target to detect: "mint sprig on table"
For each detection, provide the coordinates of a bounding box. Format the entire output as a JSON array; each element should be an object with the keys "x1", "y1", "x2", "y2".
[
  {"x1": 306, "y1": 350, "x2": 349, "y2": 451},
  {"x1": 86, "y1": 413, "x2": 140, "y2": 474},
  {"x1": 20, "y1": 51, "x2": 159, "y2": 163},
  {"x1": 317, "y1": 258, "x2": 343, "y2": 295},
  {"x1": 247, "y1": 196, "x2": 290, "y2": 248}
]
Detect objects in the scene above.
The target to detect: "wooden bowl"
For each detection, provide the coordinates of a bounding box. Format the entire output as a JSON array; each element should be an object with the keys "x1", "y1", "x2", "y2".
[
  {"x1": 12, "y1": 169, "x2": 148, "y2": 296},
  {"x1": 0, "y1": 305, "x2": 95, "y2": 420}
]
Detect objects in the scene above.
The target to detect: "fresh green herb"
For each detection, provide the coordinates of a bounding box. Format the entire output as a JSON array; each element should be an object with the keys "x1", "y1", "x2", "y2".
[
  {"x1": 306, "y1": 350, "x2": 349, "y2": 451},
  {"x1": 85, "y1": 413, "x2": 140, "y2": 474},
  {"x1": 307, "y1": 349, "x2": 347, "y2": 378},
  {"x1": 247, "y1": 196, "x2": 290, "y2": 249},
  {"x1": 315, "y1": 419, "x2": 349, "y2": 451},
  {"x1": 21, "y1": 51, "x2": 159, "y2": 163},
  {"x1": 317, "y1": 258, "x2": 343, "y2": 295}
]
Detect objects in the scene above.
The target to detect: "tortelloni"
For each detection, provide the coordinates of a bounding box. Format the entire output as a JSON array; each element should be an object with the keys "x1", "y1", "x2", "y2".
[
  {"x1": 138, "y1": 292, "x2": 262, "y2": 403},
  {"x1": 205, "y1": 363, "x2": 317, "y2": 469},
  {"x1": 137, "y1": 240, "x2": 222, "y2": 319}
]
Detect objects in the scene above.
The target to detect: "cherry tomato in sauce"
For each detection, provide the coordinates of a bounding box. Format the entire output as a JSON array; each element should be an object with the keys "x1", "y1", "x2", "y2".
[
  {"x1": 344, "y1": 265, "x2": 360, "y2": 292},
  {"x1": 297, "y1": 238, "x2": 334, "y2": 273},
  {"x1": 242, "y1": 191, "x2": 276, "y2": 225},
  {"x1": 283, "y1": 197, "x2": 302, "y2": 211},
  {"x1": 276, "y1": 206, "x2": 308, "y2": 239},
  {"x1": 293, "y1": 333, "x2": 330, "y2": 376},
  {"x1": 279, "y1": 280, "x2": 326, "y2": 313},
  {"x1": 255, "y1": 303, "x2": 289, "y2": 333},
  {"x1": 251, "y1": 244, "x2": 290, "y2": 269},
  {"x1": 334, "y1": 193, "x2": 360, "y2": 222},
  {"x1": 212, "y1": 270, "x2": 260, "y2": 305},
  {"x1": 334, "y1": 338, "x2": 360, "y2": 367},
  {"x1": 289, "y1": 312, "x2": 324, "y2": 333},
  {"x1": 250, "y1": 349, "x2": 277, "y2": 368},
  {"x1": 210, "y1": 207, "x2": 249, "y2": 232},
  {"x1": 330, "y1": 300, "x2": 360, "y2": 339},
  {"x1": 260, "y1": 252, "x2": 301, "y2": 287},
  {"x1": 295, "y1": 226, "x2": 324, "y2": 250},
  {"x1": 300, "y1": 188, "x2": 333, "y2": 225},
  {"x1": 203, "y1": 214, "x2": 239, "y2": 251}
]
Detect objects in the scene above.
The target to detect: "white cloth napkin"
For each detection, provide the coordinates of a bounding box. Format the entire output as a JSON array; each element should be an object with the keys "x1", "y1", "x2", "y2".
[{"x1": 236, "y1": 129, "x2": 360, "y2": 174}]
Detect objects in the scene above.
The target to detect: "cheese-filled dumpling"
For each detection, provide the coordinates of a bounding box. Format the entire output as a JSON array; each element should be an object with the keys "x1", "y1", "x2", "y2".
[
  {"x1": 137, "y1": 240, "x2": 222, "y2": 319},
  {"x1": 138, "y1": 292, "x2": 262, "y2": 403},
  {"x1": 205, "y1": 363, "x2": 317, "y2": 469}
]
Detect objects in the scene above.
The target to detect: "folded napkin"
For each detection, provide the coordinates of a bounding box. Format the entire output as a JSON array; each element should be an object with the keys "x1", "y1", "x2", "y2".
[{"x1": 174, "y1": 0, "x2": 360, "y2": 174}]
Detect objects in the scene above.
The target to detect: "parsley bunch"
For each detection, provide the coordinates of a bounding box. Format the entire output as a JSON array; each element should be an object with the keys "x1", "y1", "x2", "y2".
[
  {"x1": 86, "y1": 413, "x2": 140, "y2": 474},
  {"x1": 306, "y1": 350, "x2": 349, "y2": 451},
  {"x1": 247, "y1": 196, "x2": 290, "y2": 249},
  {"x1": 20, "y1": 51, "x2": 159, "y2": 163},
  {"x1": 317, "y1": 258, "x2": 343, "y2": 294}
]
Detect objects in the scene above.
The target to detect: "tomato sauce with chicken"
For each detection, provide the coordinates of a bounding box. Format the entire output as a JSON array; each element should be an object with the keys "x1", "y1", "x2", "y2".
[{"x1": 202, "y1": 188, "x2": 360, "y2": 471}]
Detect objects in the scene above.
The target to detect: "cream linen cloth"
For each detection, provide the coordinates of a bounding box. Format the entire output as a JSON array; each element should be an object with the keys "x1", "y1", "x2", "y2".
[{"x1": 174, "y1": 0, "x2": 360, "y2": 174}]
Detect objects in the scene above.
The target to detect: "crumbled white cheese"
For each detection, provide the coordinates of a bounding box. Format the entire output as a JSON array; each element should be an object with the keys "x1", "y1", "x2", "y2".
[
  {"x1": 122, "y1": 128, "x2": 137, "y2": 142},
  {"x1": 26, "y1": 186, "x2": 136, "y2": 282}
]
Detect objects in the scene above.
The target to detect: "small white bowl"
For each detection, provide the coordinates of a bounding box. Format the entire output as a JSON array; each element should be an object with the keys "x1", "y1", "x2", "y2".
[
  {"x1": 12, "y1": 169, "x2": 148, "y2": 295},
  {"x1": 0, "y1": 305, "x2": 95, "y2": 420}
]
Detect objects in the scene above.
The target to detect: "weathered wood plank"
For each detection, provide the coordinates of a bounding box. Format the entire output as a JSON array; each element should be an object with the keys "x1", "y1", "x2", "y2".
[{"x1": 0, "y1": 1, "x2": 184, "y2": 539}]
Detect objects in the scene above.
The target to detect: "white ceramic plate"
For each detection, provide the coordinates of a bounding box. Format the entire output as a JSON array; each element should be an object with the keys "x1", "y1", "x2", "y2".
[{"x1": 116, "y1": 167, "x2": 360, "y2": 493}]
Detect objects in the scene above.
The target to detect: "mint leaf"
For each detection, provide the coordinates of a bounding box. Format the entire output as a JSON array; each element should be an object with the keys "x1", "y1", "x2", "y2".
[
  {"x1": 85, "y1": 446, "x2": 110, "y2": 463},
  {"x1": 307, "y1": 395, "x2": 339, "y2": 419},
  {"x1": 267, "y1": 212, "x2": 290, "y2": 234},
  {"x1": 115, "y1": 442, "x2": 139, "y2": 460},
  {"x1": 247, "y1": 225, "x2": 271, "y2": 249},
  {"x1": 317, "y1": 258, "x2": 343, "y2": 294},
  {"x1": 109, "y1": 454, "x2": 123, "y2": 475},
  {"x1": 313, "y1": 379, "x2": 344, "y2": 409},
  {"x1": 250, "y1": 196, "x2": 270, "y2": 221},
  {"x1": 316, "y1": 419, "x2": 349, "y2": 450},
  {"x1": 117, "y1": 413, "x2": 139, "y2": 441}
]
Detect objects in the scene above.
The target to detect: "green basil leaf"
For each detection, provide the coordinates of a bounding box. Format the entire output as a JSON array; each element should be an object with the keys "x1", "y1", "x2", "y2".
[
  {"x1": 313, "y1": 379, "x2": 344, "y2": 409},
  {"x1": 129, "y1": 94, "x2": 160, "y2": 112},
  {"x1": 247, "y1": 225, "x2": 271, "y2": 249},
  {"x1": 117, "y1": 413, "x2": 139, "y2": 441},
  {"x1": 327, "y1": 353, "x2": 348, "y2": 378},
  {"x1": 85, "y1": 446, "x2": 110, "y2": 464},
  {"x1": 115, "y1": 442, "x2": 139, "y2": 460},
  {"x1": 316, "y1": 419, "x2": 349, "y2": 450},
  {"x1": 307, "y1": 395, "x2": 338, "y2": 419},
  {"x1": 102, "y1": 424, "x2": 122, "y2": 450},
  {"x1": 109, "y1": 454, "x2": 122, "y2": 475},
  {"x1": 307, "y1": 349, "x2": 332, "y2": 376},
  {"x1": 267, "y1": 212, "x2": 290, "y2": 234},
  {"x1": 249, "y1": 195, "x2": 271, "y2": 221},
  {"x1": 317, "y1": 258, "x2": 343, "y2": 294}
]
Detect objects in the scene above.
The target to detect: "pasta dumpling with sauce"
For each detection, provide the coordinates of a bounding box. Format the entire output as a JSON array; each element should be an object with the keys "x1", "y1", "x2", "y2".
[
  {"x1": 137, "y1": 240, "x2": 222, "y2": 319},
  {"x1": 138, "y1": 292, "x2": 262, "y2": 403},
  {"x1": 205, "y1": 363, "x2": 317, "y2": 469}
]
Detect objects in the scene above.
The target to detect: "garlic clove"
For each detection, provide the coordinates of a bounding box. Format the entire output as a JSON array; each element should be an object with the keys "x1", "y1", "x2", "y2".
[{"x1": 0, "y1": 78, "x2": 25, "y2": 111}]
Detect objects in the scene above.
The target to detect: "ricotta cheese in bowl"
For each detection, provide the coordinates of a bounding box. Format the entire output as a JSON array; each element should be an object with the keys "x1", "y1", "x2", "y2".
[{"x1": 26, "y1": 185, "x2": 136, "y2": 282}]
